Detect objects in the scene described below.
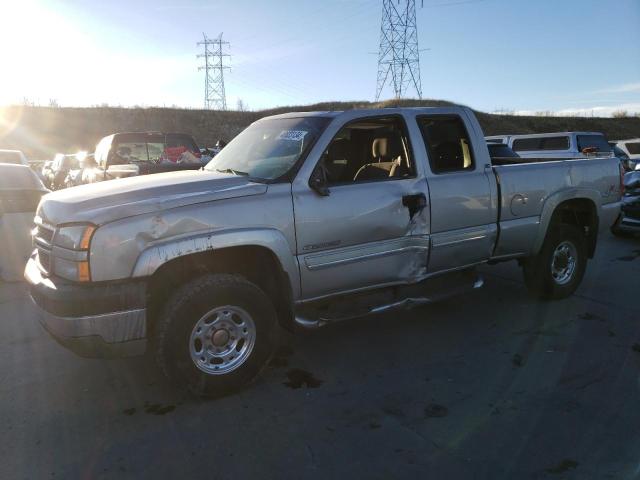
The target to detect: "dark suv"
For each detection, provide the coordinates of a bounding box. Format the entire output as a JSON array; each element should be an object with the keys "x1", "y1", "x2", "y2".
[{"x1": 84, "y1": 132, "x2": 204, "y2": 184}]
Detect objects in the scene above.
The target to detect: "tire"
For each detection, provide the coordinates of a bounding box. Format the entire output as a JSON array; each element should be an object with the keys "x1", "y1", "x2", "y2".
[
  {"x1": 522, "y1": 224, "x2": 587, "y2": 300},
  {"x1": 153, "y1": 273, "x2": 278, "y2": 397}
]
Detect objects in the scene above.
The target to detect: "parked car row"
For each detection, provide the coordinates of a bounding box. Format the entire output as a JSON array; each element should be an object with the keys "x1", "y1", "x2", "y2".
[{"x1": 38, "y1": 132, "x2": 229, "y2": 191}]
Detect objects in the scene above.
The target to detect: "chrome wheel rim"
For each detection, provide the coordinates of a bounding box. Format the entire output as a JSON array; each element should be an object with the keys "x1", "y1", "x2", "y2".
[
  {"x1": 550, "y1": 241, "x2": 577, "y2": 286},
  {"x1": 189, "y1": 305, "x2": 256, "y2": 375}
]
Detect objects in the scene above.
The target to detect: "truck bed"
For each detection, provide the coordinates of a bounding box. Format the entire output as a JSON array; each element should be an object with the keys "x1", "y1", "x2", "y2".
[{"x1": 491, "y1": 156, "x2": 621, "y2": 259}]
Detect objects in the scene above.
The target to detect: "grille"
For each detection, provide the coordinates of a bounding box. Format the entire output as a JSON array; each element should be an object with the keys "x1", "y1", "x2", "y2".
[
  {"x1": 37, "y1": 248, "x2": 51, "y2": 273},
  {"x1": 33, "y1": 221, "x2": 55, "y2": 275},
  {"x1": 35, "y1": 224, "x2": 54, "y2": 245}
]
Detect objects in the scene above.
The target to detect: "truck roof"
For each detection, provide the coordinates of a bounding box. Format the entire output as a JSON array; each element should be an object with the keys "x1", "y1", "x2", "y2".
[{"x1": 260, "y1": 106, "x2": 469, "y2": 121}]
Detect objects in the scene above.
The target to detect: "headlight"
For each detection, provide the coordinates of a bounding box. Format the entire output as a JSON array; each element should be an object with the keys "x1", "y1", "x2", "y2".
[
  {"x1": 53, "y1": 224, "x2": 96, "y2": 250},
  {"x1": 52, "y1": 224, "x2": 96, "y2": 282},
  {"x1": 52, "y1": 257, "x2": 91, "y2": 282}
]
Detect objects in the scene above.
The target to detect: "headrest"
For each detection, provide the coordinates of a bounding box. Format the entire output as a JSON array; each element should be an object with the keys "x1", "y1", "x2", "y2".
[{"x1": 372, "y1": 138, "x2": 389, "y2": 158}]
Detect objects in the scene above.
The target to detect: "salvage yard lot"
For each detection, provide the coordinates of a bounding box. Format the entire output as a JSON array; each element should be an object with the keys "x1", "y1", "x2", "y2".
[{"x1": 1, "y1": 232, "x2": 639, "y2": 479}]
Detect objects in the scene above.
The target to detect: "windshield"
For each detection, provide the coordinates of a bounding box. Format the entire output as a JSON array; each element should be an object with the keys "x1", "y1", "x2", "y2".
[{"x1": 205, "y1": 117, "x2": 331, "y2": 180}]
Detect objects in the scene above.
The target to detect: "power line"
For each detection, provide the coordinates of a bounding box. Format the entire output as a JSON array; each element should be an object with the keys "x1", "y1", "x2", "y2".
[
  {"x1": 197, "y1": 32, "x2": 231, "y2": 110},
  {"x1": 375, "y1": 0, "x2": 423, "y2": 101}
]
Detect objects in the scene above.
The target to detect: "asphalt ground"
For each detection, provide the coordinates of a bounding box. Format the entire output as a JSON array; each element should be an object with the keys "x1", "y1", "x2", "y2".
[{"x1": 1, "y1": 231, "x2": 639, "y2": 479}]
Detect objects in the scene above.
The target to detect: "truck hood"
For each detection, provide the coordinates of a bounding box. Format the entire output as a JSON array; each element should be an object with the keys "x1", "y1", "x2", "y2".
[{"x1": 38, "y1": 170, "x2": 268, "y2": 226}]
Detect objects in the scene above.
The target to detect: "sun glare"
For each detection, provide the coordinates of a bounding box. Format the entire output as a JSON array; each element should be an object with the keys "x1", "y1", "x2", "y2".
[{"x1": 0, "y1": 0, "x2": 95, "y2": 106}]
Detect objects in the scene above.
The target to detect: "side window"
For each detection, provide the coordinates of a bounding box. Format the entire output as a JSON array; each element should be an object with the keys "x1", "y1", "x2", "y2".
[
  {"x1": 321, "y1": 116, "x2": 415, "y2": 185},
  {"x1": 541, "y1": 136, "x2": 569, "y2": 150},
  {"x1": 418, "y1": 115, "x2": 474, "y2": 173},
  {"x1": 512, "y1": 138, "x2": 541, "y2": 152}
]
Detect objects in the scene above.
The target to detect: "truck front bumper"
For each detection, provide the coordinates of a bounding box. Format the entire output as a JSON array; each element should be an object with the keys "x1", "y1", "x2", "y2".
[{"x1": 25, "y1": 256, "x2": 147, "y2": 358}]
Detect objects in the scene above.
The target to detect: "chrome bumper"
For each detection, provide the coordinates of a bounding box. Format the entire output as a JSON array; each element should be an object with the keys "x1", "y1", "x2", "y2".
[
  {"x1": 25, "y1": 257, "x2": 147, "y2": 358},
  {"x1": 34, "y1": 302, "x2": 147, "y2": 358}
]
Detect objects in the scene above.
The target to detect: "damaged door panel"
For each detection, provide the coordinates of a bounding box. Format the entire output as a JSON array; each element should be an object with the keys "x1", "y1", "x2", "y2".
[
  {"x1": 292, "y1": 114, "x2": 430, "y2": 300},
  {"x1": 294, "y1": 179, "x2": 430, "y2": 300}
]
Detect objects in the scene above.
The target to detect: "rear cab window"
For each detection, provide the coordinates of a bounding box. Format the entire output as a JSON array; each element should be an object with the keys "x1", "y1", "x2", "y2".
[
  {"x1": 488, "y1": 144, "x2": 520, "y2": 165},
  {"x1": 417, "y1": 115, "x2": 475, "y2": 173}
]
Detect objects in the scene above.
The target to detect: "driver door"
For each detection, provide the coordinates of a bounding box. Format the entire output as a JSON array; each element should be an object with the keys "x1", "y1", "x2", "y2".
[{"x1": 292, "y1": 115, "x2": 430, "y2": 301}]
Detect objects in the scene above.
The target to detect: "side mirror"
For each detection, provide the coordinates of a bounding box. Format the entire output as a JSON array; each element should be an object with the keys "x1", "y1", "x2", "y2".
[
  {"x1": 309, "y1": 164, "x2": 330, "y2": 197},
  {"x1": 581, "y1": 147, "x2": 597, "y2": 154}
]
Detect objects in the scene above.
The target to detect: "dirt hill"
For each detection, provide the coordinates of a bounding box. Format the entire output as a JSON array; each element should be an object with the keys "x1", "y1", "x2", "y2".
[{"x1": 1, "y1": 99, "x2": 639, "y2": 160}]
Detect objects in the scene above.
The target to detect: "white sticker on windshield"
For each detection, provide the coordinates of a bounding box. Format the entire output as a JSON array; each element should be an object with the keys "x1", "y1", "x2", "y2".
[{"x1": 277, "y1": 130, "x2": 308, "y2": 142}]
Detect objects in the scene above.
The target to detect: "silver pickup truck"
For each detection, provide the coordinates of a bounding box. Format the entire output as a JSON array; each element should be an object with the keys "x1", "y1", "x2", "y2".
[{"x1": 25, "y1": 107, "x2": 622, "y2": 395}]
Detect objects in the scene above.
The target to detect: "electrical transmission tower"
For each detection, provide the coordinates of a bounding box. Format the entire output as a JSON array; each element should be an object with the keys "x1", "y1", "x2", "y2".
[
  {"x1": 375, "y1": 0, "x2": 422, "y2": 101},
  {"x1": 197, "y1": 33, "x2": 230, "y2": 110}
]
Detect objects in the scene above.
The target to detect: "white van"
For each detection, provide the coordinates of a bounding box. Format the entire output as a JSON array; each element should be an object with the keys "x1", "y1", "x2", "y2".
[{"x1": 493, "y1": 132, "x2": 612, "y2": 159}]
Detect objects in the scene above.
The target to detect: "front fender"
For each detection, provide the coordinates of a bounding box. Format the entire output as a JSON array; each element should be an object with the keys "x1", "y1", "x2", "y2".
[
  {"x1": 131, "y1": 227, "x2": 301, "y2": 299},
  {"x1": 532, "y1": 188, "x2": 601, "y2": 255}
]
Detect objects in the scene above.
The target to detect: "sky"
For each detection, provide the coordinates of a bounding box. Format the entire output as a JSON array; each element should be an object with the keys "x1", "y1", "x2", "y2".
[{"x1": 0, "y1": 0, "x2": 638, "y2": 116}]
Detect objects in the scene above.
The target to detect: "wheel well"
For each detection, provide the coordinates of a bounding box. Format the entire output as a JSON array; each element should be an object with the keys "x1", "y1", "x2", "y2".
[
  {"x1": 551, "y1": 198, "x2": 598, "y2": 257},
  {"x1": 146, "y1": 246, "x2": 294, "y2": 334}
]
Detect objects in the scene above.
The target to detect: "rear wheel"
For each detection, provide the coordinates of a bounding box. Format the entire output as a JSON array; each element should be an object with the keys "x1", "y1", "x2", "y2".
[
  {"x1": 522, "y1": 224, "x2": 587, "y2": 300},
  {"x1": 153, "y1": 273, "x2": 278, "y2": 397}
]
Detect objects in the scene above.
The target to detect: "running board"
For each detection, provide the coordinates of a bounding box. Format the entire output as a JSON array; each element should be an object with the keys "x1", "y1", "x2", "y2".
[{"x1": 294, "y1": 271, "x2": 484, "y2": 329}]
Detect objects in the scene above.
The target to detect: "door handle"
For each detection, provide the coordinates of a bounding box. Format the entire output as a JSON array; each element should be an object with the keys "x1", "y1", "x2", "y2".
[{"x1": 402, "y1": 193, "x2": 427, "y2": 219}]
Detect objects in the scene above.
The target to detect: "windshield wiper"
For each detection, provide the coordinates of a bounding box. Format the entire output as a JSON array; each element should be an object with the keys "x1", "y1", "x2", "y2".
[{"x1": 215, "y1": 168, "x2": 249, "y2": 176}]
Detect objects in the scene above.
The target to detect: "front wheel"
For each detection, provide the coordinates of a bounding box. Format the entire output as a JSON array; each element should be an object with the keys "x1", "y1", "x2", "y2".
[
  {"x1": 153, "y1": 274, "x2": 278, "y2": 397},
  {"x1": 522, "y1": 224, "x2": 587, "y2": 300}
]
